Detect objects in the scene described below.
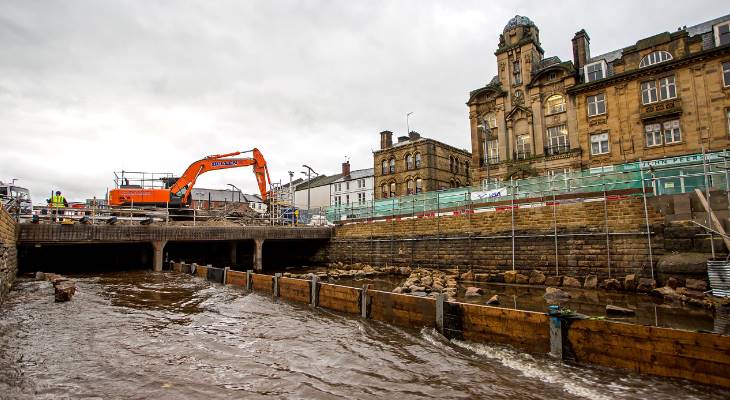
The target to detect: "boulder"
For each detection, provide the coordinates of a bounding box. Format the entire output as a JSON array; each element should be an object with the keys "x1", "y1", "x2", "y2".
[
  {"x1": 665, "y1": 277, "x2": 679, "y2": 290},
  {"x1": 464, "y1": 286, "x2": 484, "y2": 297},
  {"x1": 35, "y1": 271, "x2": 45, "y2": 280},
  {"x1": 544, "y1": 287, "x2": 571, "y2": 301},
  {"x1": 623, "y1": 274, "x2": 638, "y2": 291},
  {"x1": 544, "y1": 275, "x2": 563, "y2": 287},
  {"x1": 432, "y1": 283, "x2": 444, "y2": 292},
  {"x1": 651, "y1": 286, "x2": 679, "y2": 301},
  {"x1": 656, "y1": 252, "x2": 709, "y2": 275},
  {"x1": 409, "y1": 285, "x2": 426, "y2": 293},
  {"x1": 392, "y1": 287, "x2": 403, "y2": 294},
  {"x1": 504, "y1": 271, "x2": 517, "y2": 284},
  {"x1": 685, "y1": 278, "x2": 708, "y2": 292},
  {"x1": 515, "y1": 274, "x2": 529, "y2": 284},
  {"x1": 460, "y1": 271, "x2": 475, "y2": 282},
  {"x1": 54, "y1": 280, "x2": 76, "y2": 302},
  {"x1": 562, "y1": 276, "x2": 581, "y2": 288},
  {"x1": 606, "y1": 304, "x2": 635, "y2": 316},
  {"x1": 583, "y1": 275, "x2": 598, "y2": 289},
  {"x1": 475, "y1": 273, "x2": 491, "y2": 282},
  {"x1": 528, "y1": 270, "x2": 546, "y2": 285},
  {"x1": 421, "y1": 276, "x2": 433, "y2": 287},
  {"x1": 399, "y1": 266, "x2": 412, "y2": 276},
  {"x1": 636, "y1": 278, "x2": 656, "y2": 292},
  {"x1": 486, "y1": 295, "x2": 500, "y2": 305},
  {"x1": 676, "y1": 287, "x2": 706, "y2": 299},
  {"x1": 602, "y1": 278, "x2": 622, "y2": 291}
]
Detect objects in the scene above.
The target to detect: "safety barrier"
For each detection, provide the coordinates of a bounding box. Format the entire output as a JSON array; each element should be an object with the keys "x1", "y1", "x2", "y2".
[{"x1": 170, "y1": 262, "x2": 730, "y2": 389}]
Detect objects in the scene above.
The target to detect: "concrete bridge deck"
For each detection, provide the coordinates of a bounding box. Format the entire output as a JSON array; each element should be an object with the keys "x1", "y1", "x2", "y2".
[{"x1": 17, "y1": 224, "x2": 332, "y2": 271}]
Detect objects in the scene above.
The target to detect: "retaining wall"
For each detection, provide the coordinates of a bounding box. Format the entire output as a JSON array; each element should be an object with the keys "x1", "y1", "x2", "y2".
[
  {"x1": 327, "y1": 197, "x2": 664, "y2": 279},
  {"x1": 172, "y1": 263, "x2": 730, "y2": 389},
  {"x1": 0, "y1": 209, "x2": 18, "y2": 303}
]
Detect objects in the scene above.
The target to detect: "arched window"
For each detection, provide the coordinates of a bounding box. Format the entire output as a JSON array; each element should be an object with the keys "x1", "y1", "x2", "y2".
[
  {"x1": 450, "y1": 179, "x2": 456, "y2": 188},
  {"x1": 389, "y1": 182, "x2": 396, "y2": 197},
  {"x1": 546, "y1": 94, "x2": 566, "y2": 114},
  {"x1": 449, "y1": 156, "x2": 454, "y2": 172},
  {"x1": 405, "y1": 153, "x2": 413, "y2": 170},
  {"x1": 415, "y1": 178, "x2": 423, "y2": 194},
  {"x1": 639, "y1": 51, "x2": 673, "y2": 68},
  {"x1": 389, "y1": 158, "x2": 395, "y2": 174},
  {"x1": 406, "y1": 179, "x2": 414, "y2": 195},
  {"x1": 478, "y1": 112, "x2": 497, "y2": 136},
  {"x1": 464, "y1": 161, "x2": 470, "y2": 178},
  {"x1": 381, "y1": 160, "x2": 388, "y2": 175},
  {"x1": 414, "y1": 152, "x2": 422, "y2": 168},
  {"x1": 455, "y1": 158, "x2": 459, "y2": 173},
  {"x1": 455, "y1": 179, "x2": 461, "y2": 187},
  {"x1": 381, "y1": 183, "x2": 388, "y2": 198}
]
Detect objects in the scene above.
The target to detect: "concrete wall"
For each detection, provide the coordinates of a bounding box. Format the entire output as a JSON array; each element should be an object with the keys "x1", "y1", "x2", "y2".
[
  {"x1": 174, "y1": 265, "x2": 730, "y2": 389},
  {"x1": 327, "y1": 197, "x2": 664, "y2": 279},
  {"x1": 0, "y1": 208, "x2": 18, "y2": 303}
]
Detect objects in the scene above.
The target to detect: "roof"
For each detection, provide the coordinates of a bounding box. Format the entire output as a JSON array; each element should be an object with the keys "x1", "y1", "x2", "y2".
[
  {"x1": 504, "y1": 15, "x2": 536, "y2": 32},
  {"x1": 331, "y1": 168, "x2": 374, "y2": 184},
  {"x1": 588, "y1": 13, "x2": 730, "y2": 67},
  {"x1": 295, "y1": 174, "x2": 343, "y2": 190}
]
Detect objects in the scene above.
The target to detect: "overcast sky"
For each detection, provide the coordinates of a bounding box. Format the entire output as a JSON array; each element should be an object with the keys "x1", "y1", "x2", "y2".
[{"x1": 1, "y1": 1, "x2": 727, "y2": 203}]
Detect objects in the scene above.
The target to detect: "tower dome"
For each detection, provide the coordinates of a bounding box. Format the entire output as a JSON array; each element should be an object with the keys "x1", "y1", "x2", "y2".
[{"x1": 503, "y1": 15, "x2": 536, "y2": 32}]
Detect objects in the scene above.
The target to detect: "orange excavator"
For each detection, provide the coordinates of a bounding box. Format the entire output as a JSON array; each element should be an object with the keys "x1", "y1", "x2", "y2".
[{"x1": 108, "y1": 148, "x2": 272, "y2": 208}]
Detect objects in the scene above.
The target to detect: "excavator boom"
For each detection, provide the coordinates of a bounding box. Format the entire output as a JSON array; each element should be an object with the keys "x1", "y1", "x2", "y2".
[{"x1": 108, "y1": 148, "x2": 272, "y2": 207}]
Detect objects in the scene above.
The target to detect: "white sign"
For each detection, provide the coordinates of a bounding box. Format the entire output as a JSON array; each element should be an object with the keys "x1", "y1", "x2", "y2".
[{"x1": 471, "y1": 187, "x2": 507, "y2": 200}]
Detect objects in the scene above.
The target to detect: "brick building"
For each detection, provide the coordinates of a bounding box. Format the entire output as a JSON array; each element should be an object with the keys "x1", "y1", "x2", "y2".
[
  {"x1": 374, "y1": 130, "x2": 471, "y2": 199},
  {"x1": 468, "y1": 14, "x2": 730, "y2": 184}
]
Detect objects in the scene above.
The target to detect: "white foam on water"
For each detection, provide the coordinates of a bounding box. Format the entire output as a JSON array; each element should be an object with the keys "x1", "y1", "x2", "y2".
[{"x1": 446, "y1": 337, "x2": 616, "y2": 400}]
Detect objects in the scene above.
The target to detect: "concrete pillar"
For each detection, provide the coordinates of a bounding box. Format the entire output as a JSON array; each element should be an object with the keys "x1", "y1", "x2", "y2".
[
  {"x1": 229, "y1": 241, "x2": 237, "y2": 267},
  {"x1": 151, "y1": 240, "x2": 167, "y2": 272},
  {"x1": 435, "y1": 293, "x2": 445, "y2": 334},
  {"x1": 253, "y1": 239, "x2": 264, "y2": 272}
]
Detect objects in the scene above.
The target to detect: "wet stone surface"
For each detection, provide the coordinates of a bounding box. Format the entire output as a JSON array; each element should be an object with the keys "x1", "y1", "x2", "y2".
[{"x1": 0, "y1": 270, "x2": 729, "y2": 399}]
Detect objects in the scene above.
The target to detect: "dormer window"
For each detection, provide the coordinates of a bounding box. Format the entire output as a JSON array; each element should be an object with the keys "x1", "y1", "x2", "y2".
[
  {"x1": 639, "y1": 51, "x2": 673, "y2": 68},
  {"x1": 584, "y1": 61, "x2": 606, "y2": 82},
  {"x1": 714, "y1": 21, "x2": 730, "y2": 47}
]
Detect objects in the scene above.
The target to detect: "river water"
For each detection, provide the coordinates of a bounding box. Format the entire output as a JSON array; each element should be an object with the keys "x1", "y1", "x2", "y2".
[{"x1": 0, "y1": 271, "x2": 727, "y2": 399}]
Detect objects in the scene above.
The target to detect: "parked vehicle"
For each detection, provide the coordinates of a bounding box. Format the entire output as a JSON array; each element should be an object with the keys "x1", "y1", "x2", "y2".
[{"x1": 0, "y1": 180, "x2": 32, "y2": 214}]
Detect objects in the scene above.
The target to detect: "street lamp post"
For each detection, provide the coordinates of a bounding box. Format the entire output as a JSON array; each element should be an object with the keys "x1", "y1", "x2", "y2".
[
  {"x1": 226, "y1": 183, "x2": 242, "y2": 203},
  {"x1": 301, "y1": 165, "x2": 318, "y2": 216}
]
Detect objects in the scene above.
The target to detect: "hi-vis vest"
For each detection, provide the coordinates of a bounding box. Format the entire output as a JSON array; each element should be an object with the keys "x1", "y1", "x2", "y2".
[{"x1": 51, "y1": 194, "x2": 65, "y2": 208}]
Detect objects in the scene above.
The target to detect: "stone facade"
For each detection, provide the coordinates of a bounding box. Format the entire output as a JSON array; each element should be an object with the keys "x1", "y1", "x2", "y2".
[
  {"x1": 0, "y1": 208, "x2": 18, "y2": 303},
  {"x1": 328, "y1": 197, "x2": 664, "y2": 279},
  {"x1": 374, "y1": 130, "x2": 471, "y2": 200},
  {"x1": 469, "y1": 14, "x2": 730, "y2": 183}
]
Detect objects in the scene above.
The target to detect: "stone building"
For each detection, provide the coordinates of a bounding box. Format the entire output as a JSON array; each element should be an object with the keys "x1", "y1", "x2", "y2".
[
  {"x1": 568, "y1": 15, "x2": 730, "y2": 168},
  {"x1": 373, "y1": 131, "x2": 471, "y2": 199},
  {"x1": 468, "y1": 14, "x2": 730, "y2": 183},
  {"x1": 468, "y1": 16, "x2": 582, "y2": 184}
]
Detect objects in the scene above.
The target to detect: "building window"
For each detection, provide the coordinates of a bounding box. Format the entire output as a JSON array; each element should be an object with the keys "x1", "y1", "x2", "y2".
[
  {"x1": 514, "y1": 89, "x2": 523, "y2": 103},
  {"x1": 389, "y1": 182, "x2": 396, "y2": 197},
  {"x1": 513, "y1": 59, "x2": 522, "y2": 85},
  {"x1": 587, "y1": 93, "x2": 606, "y2": 117},
  {"x1": 548, "y1": 71, "x2": 557, "y2": 80},
  {"x1": 381, "y1": 160, "x2": 387, "y2": 175},
  {"x1": 449, "y1": 156, "x2": 454, "y2": 172},
  {"x1": 464, "y1": 161, "x2": 469, "y2": 179},
  {"x1": 714, "y1": 22, "x2": 730, "y2": 47},
  {"x1": 590, "y1": 132, "x2": 609, "y2": 155},
  {"x1": 334, "y1": 183, "x2": 341, "y2": 192},
  {"x1": 389, "y1": 158, "x2": 395, "y2": 174},
  {"x1": 641, "y1": 80, "x2": 658, "y2": 105},
  {"x1": 454, "y1": 157, "x2": 459, "y2": 173},
  {"x1": 334, "y1": 196, "x2": 342, "y2": 206},
  {"x1": 381, "y1": 183, "x2": 387, "y2": 198},
  {"x1": 485, "y1": 139, "x2": 499, "y2": 164},
  {"x1": 405, "y1": 153, "x2": 413, "y2": 170},
  {"x1": 546, "y1": 94, "x2": 566, "y2": 115},
  {"x1": 406, "y1": 179, "x2": 414, "y2": 195},
  {"x1": 515, "y1": 134, "x2": 531, "y2": 160},
  {"x1": 345, "y1": 182, "x2": 349, "y2": 190},
  {"x1": 639, "y1": 51, "x2": 673, "y2": 68},
  {"x1": 415, "y1": 178, "x2": 423, "y2": 193},
  {"x1": 546, "y1": 124, "x2": 569, "y2": 155},
  {"x1": 584, "y1": 61, "x2": 605, "y2": 82},
  {"x1": 659, "y1": 76, "x2": 677, "y2": 101},
  {"x1": 358, "y1": 192, "x2": 365, "y2": 204},
  {"x1": 723, "y1": 61, "x2": 730, "y2": 87},
  {"x1": 478, "y1": 112, "x2": 497, "y2": 136},
  {"x1": 345, "y1": 195, "x2": 350, "y2": 204},
  {"x1": 414, "y1": 152, "x2": 422, "y2": 168},
  {"x1": 645, "y1": 119, "x2": 682, "y2": 147}
]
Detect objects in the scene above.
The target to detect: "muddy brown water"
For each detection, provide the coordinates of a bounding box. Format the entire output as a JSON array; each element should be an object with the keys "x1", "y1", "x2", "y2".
[{"x1": 1, "y1": 271, "x2": 728, "y2": 399}]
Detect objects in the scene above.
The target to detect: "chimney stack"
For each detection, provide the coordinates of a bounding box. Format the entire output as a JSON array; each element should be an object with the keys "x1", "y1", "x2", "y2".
[
  {"x1": 408, "y1": 131, "x2": 421, "y2": 140},
  {"x1": 342, "y1": 161, "x2": 350, "y2": 178},
  {"x1": 379, "y1": 130, "x2": 393, "y2": 149},
  {"x1": 572, "y1": 29, "x2": 590, "y2": 74}
]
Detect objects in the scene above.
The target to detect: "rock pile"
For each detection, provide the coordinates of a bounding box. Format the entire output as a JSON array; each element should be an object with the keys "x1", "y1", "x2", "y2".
[
  {"x1": 283, "y1": 263, "x2": 411, "y2": 281},
  {"x1": 41, "y1": 272, "x2": 76, "y2": 302},
  {"x1": 392, "y1": 268, "x2": 458, "y2": 300}
]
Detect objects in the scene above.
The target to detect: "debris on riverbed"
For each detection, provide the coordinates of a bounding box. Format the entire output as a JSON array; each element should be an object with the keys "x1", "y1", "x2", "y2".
[{"x1": 39, "y1": 272, "x2": 76, "y2": 302}]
